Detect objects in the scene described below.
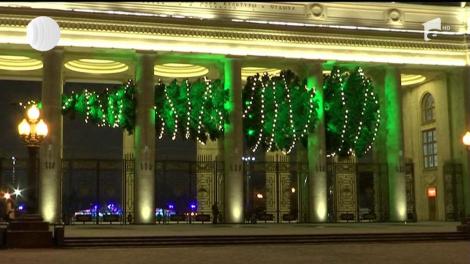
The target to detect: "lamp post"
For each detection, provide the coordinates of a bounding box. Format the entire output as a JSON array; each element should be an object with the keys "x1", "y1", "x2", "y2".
[
  {"x1": 459, "y1": 132, "x2": 470, "y2": 232},
  {"x1": 462, "y1": 132, "x2": 470, "y2": 150},
  {"x1": 17, "y1": 104, "x2": 48, "y2": 214}
]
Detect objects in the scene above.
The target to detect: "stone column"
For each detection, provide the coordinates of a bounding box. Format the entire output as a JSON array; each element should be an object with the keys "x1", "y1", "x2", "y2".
[
  {"x1": 39, "y1": 48, "x2": 64, "y2": 223},
  {"x1": 223, "y1": 58, "x2": 244, "y2": 223},
  {"x1": 134, "y1": 52, "x2": 156, "y2": 224},
  {"x1": 304, "y1": 62, "x2": 328, "y2": 222},
  {"x1": 383, "y1": 65, "x2": 407, "y2": 221}
]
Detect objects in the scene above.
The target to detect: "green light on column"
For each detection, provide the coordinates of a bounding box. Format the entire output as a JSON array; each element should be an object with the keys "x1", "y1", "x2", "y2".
[{"x1": 385, "y1": 67, "x2": 406, "y2": 221}]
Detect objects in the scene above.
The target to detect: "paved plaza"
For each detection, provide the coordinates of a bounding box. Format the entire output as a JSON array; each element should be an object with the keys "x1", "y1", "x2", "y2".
[
  {"x1": 64, "y1": 222, "x2": 460, "y2": 237},
  {"x1": 1, "y1": 242, "x2": 469, "y2": 264}
]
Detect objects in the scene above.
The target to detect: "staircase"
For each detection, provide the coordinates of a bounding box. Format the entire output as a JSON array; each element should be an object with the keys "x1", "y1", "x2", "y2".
[
  {"x1": 5, "y1": 214, "x2": 53, "y2": 248},
  {"x1": 63, "y1": 232, "x2": 470, "y2": 248}
]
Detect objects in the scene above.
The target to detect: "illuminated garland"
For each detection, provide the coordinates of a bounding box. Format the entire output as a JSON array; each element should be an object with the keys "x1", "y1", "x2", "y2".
[
  {"x1": 243, "y1": 70, "x2": 318, "y2": 153},
  {"x1": 154, "y1": 77, "x2": 228, "y2": 143},
  {"x1": 323, "y1": 66, "x2": 380, "y2": 157},
  {"x1": 61, "y1": 80, "x2": 136, "y2": 133}
]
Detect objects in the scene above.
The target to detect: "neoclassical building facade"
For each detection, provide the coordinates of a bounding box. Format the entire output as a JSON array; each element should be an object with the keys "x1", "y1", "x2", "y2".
[{"x1": 0, "y1": 2, "x2": 469, "y2": 223}]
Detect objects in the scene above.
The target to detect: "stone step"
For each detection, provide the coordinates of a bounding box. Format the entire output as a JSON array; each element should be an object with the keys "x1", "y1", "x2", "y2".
[
  {"x1": 14, "y1": 214, "x2": 44, "y2": 221},
  {"x1": 457, "y1": 225, "x2": 470, "y2": 233},
  {"x1": 8, "y1": 221, "x2": 49, "y2": 231},
  {"x1": 63, "y1": 232, "x2": 470, "y2": 248},
  {"x1": 6, "y1": 230, "x2": 53, "y2": 248}
]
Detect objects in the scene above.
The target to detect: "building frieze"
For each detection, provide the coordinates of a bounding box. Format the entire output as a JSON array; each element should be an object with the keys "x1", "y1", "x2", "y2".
[{"x1": 0, "y1": 14, "x2": 465, "y2": 53}]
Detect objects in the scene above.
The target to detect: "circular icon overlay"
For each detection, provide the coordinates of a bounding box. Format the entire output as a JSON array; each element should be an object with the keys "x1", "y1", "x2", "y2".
[{"x1": 26, "y1": 16, "x2": 61, "y2": 52}]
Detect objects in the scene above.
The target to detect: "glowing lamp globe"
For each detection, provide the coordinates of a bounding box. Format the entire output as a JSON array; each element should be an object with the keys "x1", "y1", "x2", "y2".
[
  {"x1": 18, "y1": 119, "x2": 31, "y2": 136},
  {"x1": 463, "y1": 131, "x2": 470, "y2": 146},
  {"x1": 26, "y1": 16, "x2": 61, "y2": 52},
  {"x1": 36, "y1": 119, "x2": 48, "y2": 137},
  {"x1": 27, "y1": 104, "x2": 40, "y2": 122}
]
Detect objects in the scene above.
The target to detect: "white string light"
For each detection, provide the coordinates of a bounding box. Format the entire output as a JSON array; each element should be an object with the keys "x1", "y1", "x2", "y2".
[
  {"x1": 164, "y1": 81, "x2": 179, "y2": 140},
  {"x1": 267, "y1": 74, "x2": 279, "y2": 152},
  {"x1": 157, "y1": 80, "x2": 166, "y2": 139},
  {"x1": 185, "y1": 79, "x2": 192, "y2": 139},
  {"x1": 253, "y1": 75, "x2": 266, "y2": 152},
  {"x1": 196, "y1": 77, "x2": 211, "y2": 145},
  {"x1": 282, "y1": 73, "x2": 297, "y2": 154}
]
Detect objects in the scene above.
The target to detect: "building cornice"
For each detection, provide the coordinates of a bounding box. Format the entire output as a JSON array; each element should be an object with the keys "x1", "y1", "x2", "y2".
[
  {"x1": 0, "y1": 3, "x2": 467, "y2": 66},
  {"x1": 1, "y1": 2, "x2": 467, "y2": 31}
]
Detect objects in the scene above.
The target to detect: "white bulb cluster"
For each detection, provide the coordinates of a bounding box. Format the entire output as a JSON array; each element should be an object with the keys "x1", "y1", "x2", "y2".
[
  {"x1": 282, "y1": 74, "x2": 296, "y2": 154},
  {"x1": 266, "y1": 77, "x2": 279, "y2": 152},
  {"x1": 196, "y1": 77, "x2": 211, "y2": 145},
  {"x1": 185, "y1": 79, "x2": 192, "y2": 139},
  {"x1": 84, "y1": 89, "x2": 91, "y2": 124},
  {"x1": 338, "y1": 68, "x2": 348, "y2": 155},
  {"x1": 63, "y1": 80, "x2": 133, "y2": 130},
  {"x1": 325, "y1": 67, "x2": 381, "y2": 157},
  {"x1": 352, "y1": 69, "x2": 369, "y2": 155},
  {"x1": 245, "y1": 72, "x2": 319, "y2": 154},
  {"x1": 252, "y1": 76, "x2": 266, "y2": 153},
  {"x1": 164, "y1": 82, "x2": 179, "y2": 140},
  {"x1": 242, "y1": 77, "x2": 257, "y2": 119},
  {"x1": 298, "y1": 84, "x2": 315, "y2": 142},
  {"x1": 157, "y1": 80, "x2": 166, "y2": 140},
  {"x1": 364, "y1": 84, "x2": 381, "y2": 154}
]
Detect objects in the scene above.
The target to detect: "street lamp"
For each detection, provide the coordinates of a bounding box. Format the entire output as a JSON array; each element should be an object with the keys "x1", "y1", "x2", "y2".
[
  {"x1": 460, "y1": 131, "x2": 470, "y2": 230},
  {"x1": 462, "y1": 131, "x2": 470, "y2": 150},
  {"x1": 17, "y1": 104, "x2": 48, "y2": 214}
]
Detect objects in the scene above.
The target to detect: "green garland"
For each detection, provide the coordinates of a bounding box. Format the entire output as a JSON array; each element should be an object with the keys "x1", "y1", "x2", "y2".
[
  {"x1": 154, "y1": 77, "x2": 228, "y2": 144},
  {"x1": 62, "y1": 80, "x2": 136, "y2": 133},
  {"x1": 59, "y1": 66, "x2": 380, "y2": 158},
  {"x1": 323, "y1": 66, "x2": 380, "y2": 157},
  {"x1": 243, "y1": 70, "x2": 318, "y2": 153}
]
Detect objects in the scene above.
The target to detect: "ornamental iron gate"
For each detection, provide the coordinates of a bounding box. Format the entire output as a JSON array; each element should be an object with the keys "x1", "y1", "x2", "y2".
[
  {"x1": 62, "y1": 159, "x2": 125, "y2": 224},
  {"x1": 405, "y1": 162, "x2": 417, "y2": 222},
  {"x1": 326, "y1": 158, "x2": 389, "y2": 223},
  {"x1": 443, "y1": 162, "x2": 464, "y2": 221},
  {"x1": 243, "y1": 157, "x2": 303, "y2": 223},
  {"x1": 0, "y1": 156, "x2": 419, "y2": 224},
  {"x1": 154, "y1": 158, "x2": 224, "y2": 223}
]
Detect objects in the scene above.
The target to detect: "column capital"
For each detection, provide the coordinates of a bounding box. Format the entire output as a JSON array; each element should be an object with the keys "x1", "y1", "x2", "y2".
[
  {"x1": 134, "y1": 50, "x2": 157, "y2": 56},
  {"x1": 41, "y1": 47, "x2": 64, "y2": 62},
  {"x1": 134, "y1": 50, "x2": 157, "y2": 63},
  {"x1": 224, "y1": 55, "x2": 244, "y2": 61},
  {"x1": 384, "y1": 63, "x2": 402, "y2": 72},
  {"x1": 299, "y1": 59, "x2": 324, "y2": 68},
  {"x1": 42, "y1": 46, "x2": 64, "y2": 53}
]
